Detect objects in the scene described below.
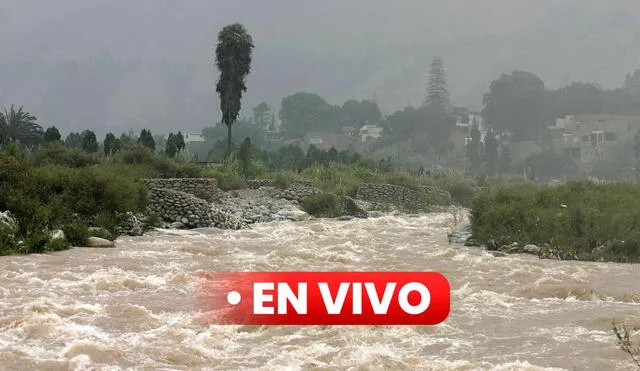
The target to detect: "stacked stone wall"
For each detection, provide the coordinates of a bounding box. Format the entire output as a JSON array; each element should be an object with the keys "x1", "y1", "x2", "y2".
[
  {"x1": 147, "y1": 188, "x2": 212, "y2": 228},
  {"x1": 139, "y1": 178, "x2": 218, "y2": 200},
  {"x1": 355, "y1": 183, "x2": 450, "y2": 211}
]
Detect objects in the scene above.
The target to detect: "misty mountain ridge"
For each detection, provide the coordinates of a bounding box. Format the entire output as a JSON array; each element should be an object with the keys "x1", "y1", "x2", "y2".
[{"x1": 1, "y1": 0, "x2": 639, "y2": 138}]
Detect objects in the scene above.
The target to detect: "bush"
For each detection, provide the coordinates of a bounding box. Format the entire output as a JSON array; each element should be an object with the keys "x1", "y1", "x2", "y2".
[
  {"x1": 62, "y1": 222, "x2": 89, "y2": 247},
  {"x1": 268, "y1": 171, "x2": 296, "y2": 189},
  {"x1": 447, "y1": 178, "x2": 477, "y2": 206},
  {"x1": 23, "y1": 230, "x2": 49, "y2": 254},
  {"x1": 0, "y1": 225, "x2": 20, "y2": 255},
  {"x1": 470, "y1": 180, "x2": 640, "y2": 262},
  {"x1": 30, "y1": 143, "x2": 100, "y2": 168},
  {"x1": 46, "y1": 238, "x2": 70, "y2": 252},
  {"x1": 114, "y1": 145, "x2": 203, "y2": 178},
  {"x1": 300, "y1": 193, "x2": 341, "y2": 218},
  {"x1": 144, "y1": 213, "x2": 163, "y2": 230},
  {"x1": 209, "y1": 163, "x2": 247, "y2": 191}
]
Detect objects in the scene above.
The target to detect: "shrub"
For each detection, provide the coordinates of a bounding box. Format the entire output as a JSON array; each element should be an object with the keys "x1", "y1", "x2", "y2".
[
  {"x1": 210, "y1": 163, "x2": 247, "y2": 191},
  {"x1": 144, "y1": 213, "x2": 163, "y2": 230},
  {"x1": 30, "y1": 143, "x2": 100, "y2": 168},
  {"x1": 0, "y1": 225, "x2": 19, "y2": 255},
  {"x1": 470, "y1": 180, "x2": 640, "y2": 262},
  {"x1": 62, "y1": 222, "x2": 89, "y2": 247},
  {"x1": 300, "y1": 193, "x2": 341, "y2": 218},
  {"x1": 445, "y1": 178, "x2": 476, "y2": 206},
  {"x1": 268, "y1": 171, "x2": 296, "y2": 189},
  {"x1": 46, "y1": 238, "x2": 70, "y2": 252},
  {"x1": 23, "y1": 230, "x2": 49, "y2": 254},
  {"x1": 87, "y1": 227, "x2": 114, "y2": 240},
  {"x1": 114, "y1": 145, "x2": 203, "y2": 178}
]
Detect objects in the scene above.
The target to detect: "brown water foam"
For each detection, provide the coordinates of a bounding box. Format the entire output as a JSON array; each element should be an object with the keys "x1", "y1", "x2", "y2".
[{"x1": 0, "y1": 213, "x2": 638, "y2": 370}]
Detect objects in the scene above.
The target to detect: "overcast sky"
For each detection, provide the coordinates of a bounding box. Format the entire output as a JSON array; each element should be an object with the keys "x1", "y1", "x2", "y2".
[{"x1": 1, "y1": 0, "x2": 639, "y2": 137}]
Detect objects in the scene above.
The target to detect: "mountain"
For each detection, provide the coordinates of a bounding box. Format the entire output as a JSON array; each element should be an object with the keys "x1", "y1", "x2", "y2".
[{"x1": 1, "y1": 0, "x2": 639, "y2": 137}]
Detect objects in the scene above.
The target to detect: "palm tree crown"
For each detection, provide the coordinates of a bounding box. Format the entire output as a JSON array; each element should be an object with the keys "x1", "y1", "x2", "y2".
[{"x1": 0, "y1": 105, "x2": 44, "y2": 147}]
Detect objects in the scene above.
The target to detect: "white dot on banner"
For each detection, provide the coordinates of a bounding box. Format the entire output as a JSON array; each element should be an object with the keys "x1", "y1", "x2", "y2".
[{"x1": 227, "y1": 291, "x2": 241, "y2": 305}]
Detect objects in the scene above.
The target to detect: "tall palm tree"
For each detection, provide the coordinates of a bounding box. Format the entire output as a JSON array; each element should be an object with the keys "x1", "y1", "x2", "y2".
[
  {"x1": 0, "y1": 105, "x2": 44, "y2": 148},
  {"x1": 215, "y1": 23, "x2": 254, "y2": 159}
]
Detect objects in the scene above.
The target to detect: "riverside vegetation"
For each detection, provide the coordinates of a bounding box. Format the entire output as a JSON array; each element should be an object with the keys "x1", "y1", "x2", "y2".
[
  {"x1": 0, "y1": 131, "x2": 482, "y2": 255},
  {"x1": 470, "y1": 180, "x2": 640, "y2": 263},
  {"x1": 4, "y1": 134, "x2": 640, "y2": 267}
]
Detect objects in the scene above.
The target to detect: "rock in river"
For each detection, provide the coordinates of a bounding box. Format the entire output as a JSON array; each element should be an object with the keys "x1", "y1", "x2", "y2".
[{"x1": 84, "y1": 237, "x2": 115, "y2": 248}]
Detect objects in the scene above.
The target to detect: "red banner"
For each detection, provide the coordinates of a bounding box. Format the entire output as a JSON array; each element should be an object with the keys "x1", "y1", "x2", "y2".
[{"x1": 196, "y1": 271, "x2": 450, "y2": 325}]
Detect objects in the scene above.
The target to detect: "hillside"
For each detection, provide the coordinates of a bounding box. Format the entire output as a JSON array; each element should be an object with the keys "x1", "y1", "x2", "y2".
[{"x1": 0, "y1": 0, "x2": 639, "y2": 137}]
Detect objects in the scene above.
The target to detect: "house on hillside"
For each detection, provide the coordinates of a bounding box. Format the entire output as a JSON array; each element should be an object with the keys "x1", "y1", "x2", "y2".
[
  {"x1": 549, "y1": 114, "x2": 640, "y2": 166},
  {"x1": 450, "y1": 112, "x2": 487, "y2": 157},
  {"x1": 342, "y1": 126, "x2": 357, "y2": 136},
  {"x1": 183, "y1": 132, "x2": 205, "y2": 143},
  {"x1": 360, "y1": 125, "x2": 383, "y2": 142}
]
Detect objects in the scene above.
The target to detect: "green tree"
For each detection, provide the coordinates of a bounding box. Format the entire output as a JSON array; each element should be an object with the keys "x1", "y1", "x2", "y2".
[
  {"x1": 119, "y1": 133, "x2": 137, "y2": 151},
  {"x1": 547, "y1": 82, "x2": 603, "y2": 118},
  {"x1": 252, "y1": 102, "x2": 271, "y2": 128},
  {"x1": 43, "y1": 126, "x2": 62, "y2": 143},
  {"x1": 175, "y1": 131, "x2": 185, "y2": 152},
  {"x1": 465, "y1": 122, "x2": 483, "y2": 174},
  {"x1": 154, "y1": 134, "x2": 167, "y2": 153},
  {"x1": 165, "y1": 133, "x2": 178, "y2": 158},
  {"x1": 238, "y1": 137, "x2": 252, "y2": 177},
  {"x1": 137, "y1": 129, "x2": 155, "y2": 151},
  {"x1": 81, "y1": 130, "x2": 98, "y2": 153},
  {"x1": 165, "y1": 132, "x2": 186, "y2": 158},
  {"x1": 103, "y1": 133, "x2": 120, "y2": 156},
  {"x1": 279, "y1": 92, "x2": 341, "y2": 139},
  {"x1": 483, "y1": 129, "x2": 499, "y2": 175},
  {"x1": 425, "y1": 56, "x2": 450, "y2": 109},
  {"x1": 215, "y1": 23, "x2": 255, "y2": 158},
  {"x1": 378, "y1": 103, "x2": 454, "y2": 158},
  {"x1": 0, "y1": 105, "x2": 44, "y2": 147},
  {"x1": 482, "y1": 71, "x2": 547, "y2": 141},
  {"x1": 340, "y1": 99, "x2": 382, "y2": 128},
  {"x1": 65, "y1": 132, "x2": 83, "y2": 148}
]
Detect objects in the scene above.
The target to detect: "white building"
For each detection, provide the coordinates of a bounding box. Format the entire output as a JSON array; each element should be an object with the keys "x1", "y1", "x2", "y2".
[
  {"x1": 456, "y1": 112, "x2": 489, "y2": 145},
  {"x1": 183, "y1": 132, "x2": 205, "y2": 143},
  {"x1": 360, "y1": 125, "x2": 383, "y2": 142}
]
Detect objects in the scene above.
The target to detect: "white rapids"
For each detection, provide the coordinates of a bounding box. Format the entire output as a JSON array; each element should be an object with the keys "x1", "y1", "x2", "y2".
[{"x1": 0, "y1": 212, "x2": 638, "y2": 370}]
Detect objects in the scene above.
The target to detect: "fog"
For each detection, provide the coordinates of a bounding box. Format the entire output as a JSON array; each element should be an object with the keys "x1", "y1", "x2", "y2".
[{"x1": 1, "y1": 0, "x2": 639, "y2": 137}]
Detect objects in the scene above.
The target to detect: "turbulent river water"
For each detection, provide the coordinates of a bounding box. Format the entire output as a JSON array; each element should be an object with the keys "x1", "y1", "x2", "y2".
[{"x1": 0, "y1": 212, "x2": 639, "y2": 370}]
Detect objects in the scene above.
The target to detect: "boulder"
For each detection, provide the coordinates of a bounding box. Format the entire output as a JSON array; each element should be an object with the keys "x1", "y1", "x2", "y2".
[
  {"x1": 84, "y1": 237, "x2": 114, "y2": 248},
  {"x1": 523, "y1": 244, "x2": 541, "y2": 255},
  {"x1": 169, "y1": 221, "x2": 186, "y2": 229},
  {"x1": 341, "y1": 196, "x2": 368, "y2": 218},
  {"x1": 88, "y1": 227, "x2": 112, "y2": 239},
  {"x1": 487, "y1": 251, "x2": 507, "y2": 258},
  {"x1": 277, "y1": 209, "x2": 310, "y2": 222}
]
